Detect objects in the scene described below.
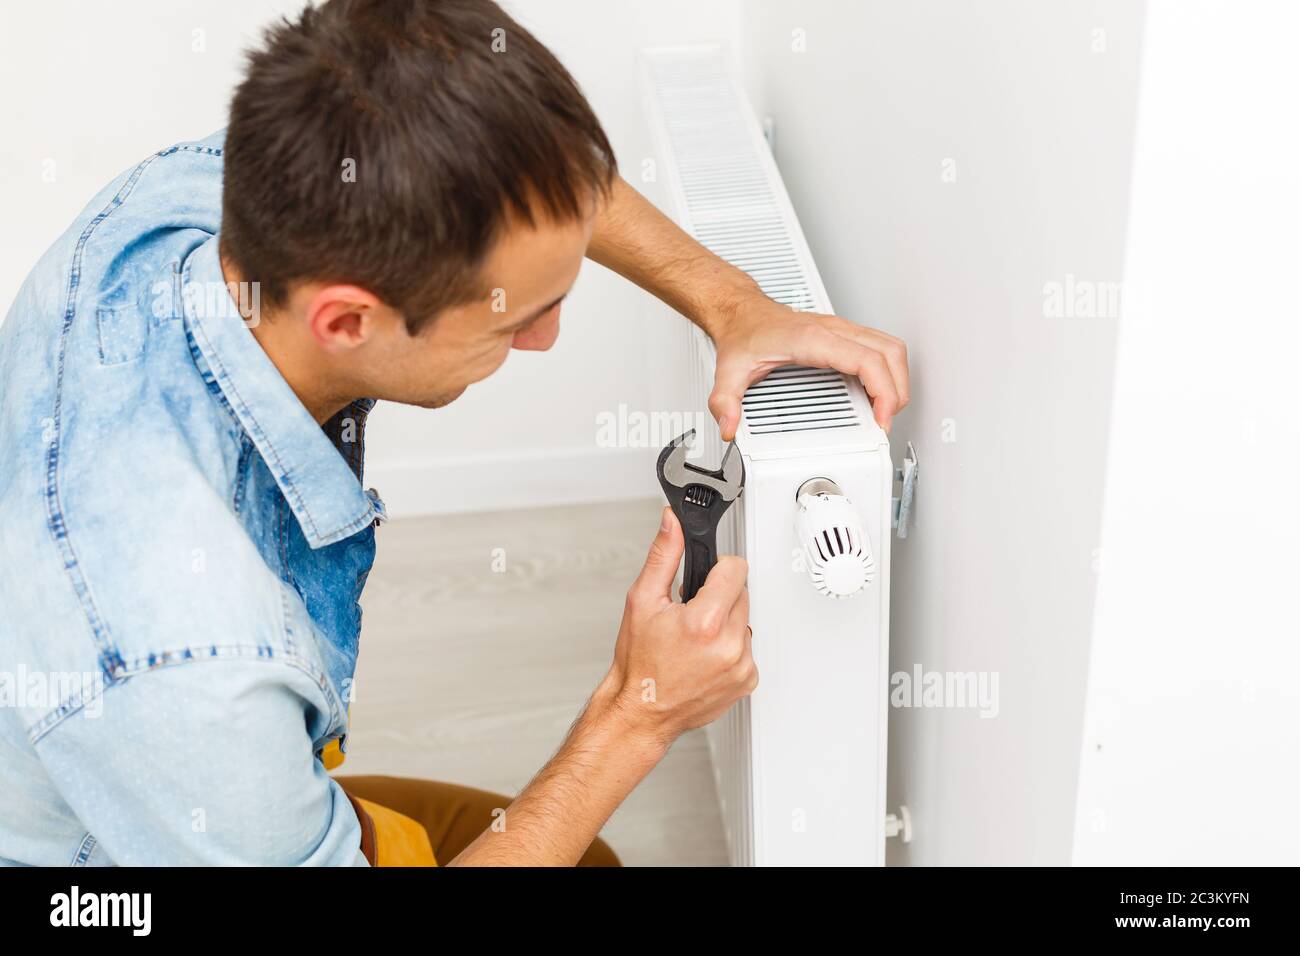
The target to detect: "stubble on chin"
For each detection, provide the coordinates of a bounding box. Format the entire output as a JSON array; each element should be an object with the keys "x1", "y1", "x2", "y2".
[{"x1": 419, "y1": 386, "x2": 466, "y2": 409}]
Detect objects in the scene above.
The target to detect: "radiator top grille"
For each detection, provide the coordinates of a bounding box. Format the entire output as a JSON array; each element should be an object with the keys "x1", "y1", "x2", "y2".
[
  {"x1": 649, "y1": 55, "x2": 817, "y2": 314},
  {"x1": 742, "y1": 366, "x2": 858, "y2": 435},
  {"x1": 646, "y1": 50, "x2": 862, "y2": 437}
]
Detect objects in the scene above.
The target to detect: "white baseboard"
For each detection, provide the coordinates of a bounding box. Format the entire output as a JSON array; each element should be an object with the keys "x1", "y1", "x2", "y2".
[{"x1": 363, "y1": 446, "x2": 663, "y2": 518}]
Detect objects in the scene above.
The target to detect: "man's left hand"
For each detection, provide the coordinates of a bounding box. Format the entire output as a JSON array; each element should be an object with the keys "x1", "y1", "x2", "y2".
[{"x1": 705, "y1": 294, "x2": 910, "y2": 441}]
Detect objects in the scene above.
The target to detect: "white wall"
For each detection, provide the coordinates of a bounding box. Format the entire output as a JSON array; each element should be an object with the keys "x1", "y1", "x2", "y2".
[
  {"x1": 739, "y1": 0, "x2": 1144, "y2": 864},
  {"x1": 0, "y1": 0, "x2": 302, "y2": 301},
  {"x1": 1071, "y1": 0, "x2": 1300, "y2": 864},
  {"x1": 0, "y1": 0, "x2": 740, "y2": 515}
]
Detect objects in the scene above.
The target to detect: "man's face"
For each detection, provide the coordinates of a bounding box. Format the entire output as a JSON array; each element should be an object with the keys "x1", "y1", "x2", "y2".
[{"x1": 359, "y1": 207, "x2": 595, "y2": 409}]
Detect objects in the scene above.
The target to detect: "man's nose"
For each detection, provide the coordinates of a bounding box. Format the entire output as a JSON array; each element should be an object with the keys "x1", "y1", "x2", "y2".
[{"x1": 513, "y1": 309, "x2": 560, "y2": 351}]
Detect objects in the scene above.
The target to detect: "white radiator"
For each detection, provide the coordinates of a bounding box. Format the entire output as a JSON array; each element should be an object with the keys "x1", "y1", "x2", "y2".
[{"x1": 643, "y1": 45, "x2": 894, "y2": 866}]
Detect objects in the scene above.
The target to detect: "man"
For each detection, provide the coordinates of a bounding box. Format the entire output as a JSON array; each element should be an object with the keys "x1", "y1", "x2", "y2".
[{"x1": 0, "y1": 0, "x2": 908, "y2": 866}]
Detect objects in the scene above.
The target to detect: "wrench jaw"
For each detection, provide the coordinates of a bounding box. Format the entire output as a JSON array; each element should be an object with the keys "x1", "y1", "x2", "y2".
[
  {"x1": 657, "y1": 429, "x2": 746, "y2": 502},
  {"x1": 717, "y1": 441, "x2": 744, "y2": 501},
  {"x1": 655, "y1": 430, "x2": 746, "y2": 601},
  {"x1": 656, "y1": 429, "x2": 695, "y2": 491}
]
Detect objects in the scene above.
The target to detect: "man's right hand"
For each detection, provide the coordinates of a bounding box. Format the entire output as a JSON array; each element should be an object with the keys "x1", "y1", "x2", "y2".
[
  {"x1": 449, "y1": 506, "x2": 756, "y2": 865},
  {"x1": 602, "y1": 506, "x2": 758, "y2": 748}
]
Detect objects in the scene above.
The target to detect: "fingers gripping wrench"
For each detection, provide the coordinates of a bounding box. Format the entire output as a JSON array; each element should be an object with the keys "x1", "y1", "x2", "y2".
[{"x1": 656, "y1": 430, "x2": 745, "y2": 602}]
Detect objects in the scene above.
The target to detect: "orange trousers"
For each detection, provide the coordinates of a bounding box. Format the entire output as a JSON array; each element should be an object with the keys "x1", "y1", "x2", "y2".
[{"x1": 337, "y1": 775, "x2": 621, "y2": 867}]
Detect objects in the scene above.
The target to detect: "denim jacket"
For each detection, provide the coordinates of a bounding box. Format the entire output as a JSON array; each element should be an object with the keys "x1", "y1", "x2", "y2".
[{"x1": 0, "y1": 130, "x2": 383, "y2": 865}]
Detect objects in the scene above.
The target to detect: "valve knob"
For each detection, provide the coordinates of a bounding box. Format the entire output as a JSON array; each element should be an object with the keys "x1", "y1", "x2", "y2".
[{"x1": 795, "y1": 478, "x2": 875, "y2": 598}]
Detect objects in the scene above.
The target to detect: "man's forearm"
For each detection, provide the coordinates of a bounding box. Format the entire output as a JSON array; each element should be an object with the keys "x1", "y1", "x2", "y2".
[
  {"x1": 587, "y1": 177, "x2": 762, "y2": 337},
  {"x1": 446, "y1": 673, "x2": 665, "y2": 866}
]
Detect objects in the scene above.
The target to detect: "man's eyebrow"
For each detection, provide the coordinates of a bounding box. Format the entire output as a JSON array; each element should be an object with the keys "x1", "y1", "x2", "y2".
[{"x1": 504, "y1": 292, "x2": 568, "y2": 331}]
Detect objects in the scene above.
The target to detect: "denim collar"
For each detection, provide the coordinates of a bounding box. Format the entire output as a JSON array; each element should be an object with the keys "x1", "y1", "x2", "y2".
[{"x1": 180, "y1": 236, "x2": 378, "y2": 549}]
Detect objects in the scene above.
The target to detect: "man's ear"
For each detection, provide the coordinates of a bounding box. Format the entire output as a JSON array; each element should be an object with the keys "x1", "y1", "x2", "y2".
[{"x1": 303, "y1": 283, "x2": 387, "y2": 352}]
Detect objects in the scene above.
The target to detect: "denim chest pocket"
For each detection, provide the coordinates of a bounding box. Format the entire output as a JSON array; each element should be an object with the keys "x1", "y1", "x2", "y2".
[{"x1": 96, "y1": 306, "x2": 149, "y2": 366}]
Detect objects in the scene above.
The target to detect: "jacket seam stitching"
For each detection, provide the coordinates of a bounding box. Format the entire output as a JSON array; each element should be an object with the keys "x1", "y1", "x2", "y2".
[
  {"x1": 184, "y1": 316, "x2": 331, "y2": 544},
  {"x1": 71, "y1": 832, "x2": 97, "y2": 867},
  {"x1": 232, "y1": 436, "x2": 254, "y2": 514},
  {"x1": 277, "y1": 496, "x2": 296, "y2": 590},
  {"x1": 27, "y1": 647, "x2": 338, "y2": 746},
  {"x1": 42, "y1": 143, "x2": 227, "y2": 679},
  {"x1": 44, "y1": 151, "x2": 166, "y2": 679},
  {"x1": 183, "y1": 314, "x2": 240, "y2": 426},
  {"x1": 184, "y1": 309, "x2": 373, "y2": 549}
]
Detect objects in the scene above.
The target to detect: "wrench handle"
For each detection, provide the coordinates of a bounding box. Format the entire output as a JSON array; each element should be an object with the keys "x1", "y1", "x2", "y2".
[{"x1": 681, "y1": 531, "x2": 717, "y2": 603}]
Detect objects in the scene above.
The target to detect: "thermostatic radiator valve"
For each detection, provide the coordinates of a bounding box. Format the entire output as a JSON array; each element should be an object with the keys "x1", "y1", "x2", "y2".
[{"x1": 794, "y1": 478, "x2": 876, "y2": 597}]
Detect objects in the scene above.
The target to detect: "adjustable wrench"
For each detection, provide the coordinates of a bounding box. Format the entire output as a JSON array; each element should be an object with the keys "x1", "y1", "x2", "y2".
[{"x1": 655, "y1": 429, "x2": 745, "y2": 602}]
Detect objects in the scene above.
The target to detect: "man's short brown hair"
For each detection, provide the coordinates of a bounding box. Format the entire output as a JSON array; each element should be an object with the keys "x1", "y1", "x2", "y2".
[{"x1": 220, "y1": 0, "x2": 616, "y2": 333}]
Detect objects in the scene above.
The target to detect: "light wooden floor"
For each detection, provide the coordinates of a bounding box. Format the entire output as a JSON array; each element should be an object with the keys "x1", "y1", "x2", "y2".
[{"x1": 339, "y1": 497, "x2": 729, "y2": 867}]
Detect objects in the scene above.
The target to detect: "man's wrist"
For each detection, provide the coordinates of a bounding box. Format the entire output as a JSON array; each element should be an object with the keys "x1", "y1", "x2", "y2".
[
  {"x1": 688, "y1": 270, "x2": 765, "y2": 341},
  {"x1": 581, "y1": 670, "x2": 673, "y2": 770},
  {"x1": 449, "y1": 674, "x2": 669, "y2": 865}
]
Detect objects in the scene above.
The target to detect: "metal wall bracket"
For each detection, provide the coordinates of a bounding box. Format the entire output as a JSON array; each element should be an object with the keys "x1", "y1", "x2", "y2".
[{"x1": 891, "y1": 441, "x2": 918, "y2": 538}]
